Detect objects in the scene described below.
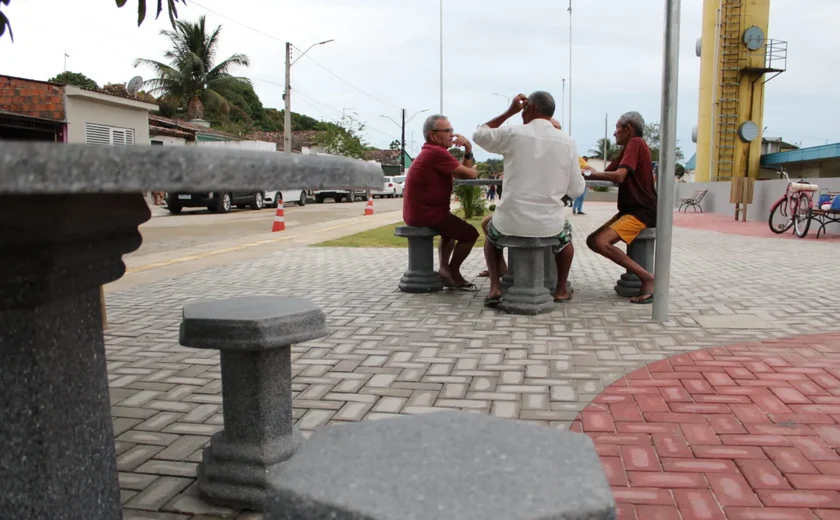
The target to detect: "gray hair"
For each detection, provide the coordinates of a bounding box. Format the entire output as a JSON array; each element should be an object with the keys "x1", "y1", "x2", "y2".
[
  {"x1": 618, "y1": 111, "x2": 645, "y2": 137},
  {"x1": 423, "y1": 114, "x2": 447, "y2": 142},
  {"x1": 527, "y1": 91, "x2": 556, "y2": 118}
]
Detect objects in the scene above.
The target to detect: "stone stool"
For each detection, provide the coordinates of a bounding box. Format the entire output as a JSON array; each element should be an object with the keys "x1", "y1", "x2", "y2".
[
  {"x1": 493, "y1": 236, "x2": 560, "y2": 315},
  {"x1": 394, "y1": 226, "x2": 444, "y2": 293},
  {"x1": 501, "y1": 247, "x2": 573, "y2": 295},
  {"x1": 615, "y1": 227, "x2": 656, "y2": 297},
  {"x1": 264, "y1": 412, "x2": 615, "y2": 520},
  {"x1": 179, "y1": 296, "x2": 329, "y2": 511}
]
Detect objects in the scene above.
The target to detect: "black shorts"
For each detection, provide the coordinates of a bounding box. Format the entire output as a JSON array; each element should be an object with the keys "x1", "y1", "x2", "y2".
[{"x1": 434, "y1": 213, "x2": 479, "y2": 243}]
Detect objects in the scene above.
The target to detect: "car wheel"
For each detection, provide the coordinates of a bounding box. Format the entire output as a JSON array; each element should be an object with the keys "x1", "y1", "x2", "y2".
[
  {"x1": 251, "y1": 191, "x2": 264, "y2": 210},
  {"x1": 334, "y1": 195, "x2": 343, "y2": 203},
  {"x1": 236, "y1": 204, "x2": 246, "y2": 209},
  {"x1": 315, "y1": 195, "x2": 325, "y2": 203},
  {"x1": 216, "y1": 193, "x2": 232, "y2": 213},
  {"x1": 298, "y1": 192, "x2": 307, "y2": 206},
  {"x1": 392, "y1": 189, "x2": 397, "y2": 198},
  {"x1": 167, "y1": 205, "x2": 183, "y2": 214}
]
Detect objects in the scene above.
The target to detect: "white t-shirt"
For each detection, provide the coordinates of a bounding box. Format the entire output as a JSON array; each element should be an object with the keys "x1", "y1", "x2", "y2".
[{"x1": 473, "y1": 119, "x2": 586, "y2": 237}]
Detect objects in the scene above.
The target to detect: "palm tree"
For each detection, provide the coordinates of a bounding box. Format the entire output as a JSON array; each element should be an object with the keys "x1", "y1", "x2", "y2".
[
  {"x1": 135, "y1": 15, "x2": 250, "y2": 120},
  {"x1": 588, "y1": 138, "x2": 621, "y2": 161}
]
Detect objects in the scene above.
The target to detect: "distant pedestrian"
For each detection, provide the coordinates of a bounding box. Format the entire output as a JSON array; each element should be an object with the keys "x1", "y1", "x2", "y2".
[
  {"x1": 572, "y1": 156, "x2": 592, "y2": 215},
  {"x1": 488, "y1": 183, "x2": 496, "y2": 201}
]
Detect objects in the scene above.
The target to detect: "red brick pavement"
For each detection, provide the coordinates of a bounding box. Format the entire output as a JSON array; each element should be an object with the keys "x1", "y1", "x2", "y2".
[
  {"x1": 572, "y1": 333, "x2": 840, "y2": 520},
  {"x1": 674, "y1": 211, "x2": 840, "y2": 241}
]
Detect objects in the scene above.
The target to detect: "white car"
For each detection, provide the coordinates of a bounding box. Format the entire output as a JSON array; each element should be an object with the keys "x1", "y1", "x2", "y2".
[
  {"x1": 265, "y1": 189, "x2": 307, "y2": 207},
  {"x1": 372, "y1": 176, "x2": 404, "y2": 198}
]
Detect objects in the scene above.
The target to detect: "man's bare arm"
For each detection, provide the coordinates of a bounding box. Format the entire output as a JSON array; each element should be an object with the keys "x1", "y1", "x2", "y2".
[
  {"x1": 588, "y1": 168, "x2": 629, "y2": 184},
  {"x1": 483, "y1": 94, "x2": 527, "y2": 129},
  {"x1": 452, "y1": 164, "x2": 478, "y2": 179}
]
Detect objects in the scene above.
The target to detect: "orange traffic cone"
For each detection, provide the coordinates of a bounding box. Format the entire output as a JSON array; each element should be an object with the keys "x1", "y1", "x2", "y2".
[
  {"x1": 271, "y1": 199, "x2": 285, "y2": 232},
  {"x1": 364, "y1": 197, "x2": 374, "y2": 216}
]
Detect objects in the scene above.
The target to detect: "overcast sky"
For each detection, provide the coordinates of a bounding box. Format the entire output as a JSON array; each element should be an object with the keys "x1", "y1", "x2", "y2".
[{"x1": 2, "y1": 0, "x2": 838, "y2": 161}]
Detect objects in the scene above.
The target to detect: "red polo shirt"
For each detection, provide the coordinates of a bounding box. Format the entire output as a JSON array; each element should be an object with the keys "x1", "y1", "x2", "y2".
[{"x1": 403, "y1": 143, "x2": 462, "y2": 227}]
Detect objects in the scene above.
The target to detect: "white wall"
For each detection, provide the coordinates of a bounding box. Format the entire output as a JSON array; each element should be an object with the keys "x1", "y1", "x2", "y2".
[
  {"x1": 150, "y1": 135, "x2": 187, "y2": 146},
  {"x1": 676, "y1": 178, "x2": 840, "y2": 234},
  {"x1": 197, "y1": 140, "x2": 276, "y2": 152},
  {"x1": 63, "y1": 87, "x2": 156, "y2": 145}
]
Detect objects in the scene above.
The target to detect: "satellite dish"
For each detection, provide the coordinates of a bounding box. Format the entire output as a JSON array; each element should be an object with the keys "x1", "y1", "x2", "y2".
[{"x1": 126, "y1": 76, "x2": 144, "y2": 96}]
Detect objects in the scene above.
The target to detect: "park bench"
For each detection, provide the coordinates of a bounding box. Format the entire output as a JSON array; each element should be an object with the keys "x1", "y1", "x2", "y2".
[
  {"x1": 394, "y1": 225, "x2": 445, "y2": 293},
  {"x1": 678, "y1": 189, "x2": 708, "y2": 212},
  {"x1": 615, "y1": 228, "x2": 657, "y2": 297},
  {"x1": 811, "y1": 190, "x2": 840, "y2": 238}
]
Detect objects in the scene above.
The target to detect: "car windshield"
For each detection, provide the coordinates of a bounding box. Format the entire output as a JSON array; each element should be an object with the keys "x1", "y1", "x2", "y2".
[{"x1": 395, "y1": 176, "x2": 406, "y2": 184}]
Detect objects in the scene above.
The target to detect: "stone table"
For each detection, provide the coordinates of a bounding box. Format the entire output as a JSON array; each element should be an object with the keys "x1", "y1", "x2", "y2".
[{"x1": 0, "y1": 142, "x2": 381, "y2": 520}]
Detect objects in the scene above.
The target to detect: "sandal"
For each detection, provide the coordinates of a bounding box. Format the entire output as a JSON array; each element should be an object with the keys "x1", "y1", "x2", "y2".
[
  {"x1": 630, "y1": 292, "x2": 654, "y2": 305},
  {"x1": 447, "y1": 283, "x2": 479, "y2": 292},
  {"x1": 484, "y1": 295, "x2": 502, "y2": 308}
]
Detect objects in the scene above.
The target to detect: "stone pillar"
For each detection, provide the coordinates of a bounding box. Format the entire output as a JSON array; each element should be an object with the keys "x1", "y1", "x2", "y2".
[
  {"x1": 0, "y1": 194, "x2": 150, "y2": 520},
  {"x1": 615, "y1": 228, "x2": 657, "y2": 297},
  {"x1": 394, "y1": 226, "x2": 444, "y2": 293},
  {"x1": 179, "y1": 296, "x2": 329, "y2": 511}
]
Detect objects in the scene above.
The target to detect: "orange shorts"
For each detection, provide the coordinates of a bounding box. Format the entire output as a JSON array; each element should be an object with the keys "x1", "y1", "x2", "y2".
[{"x1": 607, "y1": 213, "x2": 648, "y2": 244}]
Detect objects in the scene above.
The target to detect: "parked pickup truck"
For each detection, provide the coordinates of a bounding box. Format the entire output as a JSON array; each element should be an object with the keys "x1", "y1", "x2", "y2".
[{"x1": 312, "y1": 189, "x2": 371, "y2": 203}]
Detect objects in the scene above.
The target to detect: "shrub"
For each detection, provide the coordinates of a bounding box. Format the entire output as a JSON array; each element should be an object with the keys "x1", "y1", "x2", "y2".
[
  {"x1": 592, "y1": 186, "x2": 611, "y2": 193},
  {"x1": 489, "y1": 204, "x2": 496, "y2": 212},
  {"x1": 454, "y1": 185, "x2": 485, "y2": 219}
]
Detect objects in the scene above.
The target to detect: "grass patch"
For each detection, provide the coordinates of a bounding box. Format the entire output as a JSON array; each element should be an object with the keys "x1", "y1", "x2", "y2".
[{"x1": 316, "y1": 210, "x2": 489, "y2": 248}]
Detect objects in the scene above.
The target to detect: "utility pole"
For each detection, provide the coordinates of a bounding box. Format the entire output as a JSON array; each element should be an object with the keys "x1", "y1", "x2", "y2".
[
  {"x1": 561, "y1": 79, "x2": 566, "y2": 129},
  {"x1": 284, "y1": 42, "x2": 292, "y2": 153},
  {"x1": 567, "y1": 0, "x2": 573, "y2": 136},
  {"x1": 64, "y1": 50, "x2": 69, "y2": 72},
  {"x1": 400, "y1": 109, "x2": 407, "y2": 175},
  {"x1": 604, "y1": 113, "x2": 608, "y2": 163}
]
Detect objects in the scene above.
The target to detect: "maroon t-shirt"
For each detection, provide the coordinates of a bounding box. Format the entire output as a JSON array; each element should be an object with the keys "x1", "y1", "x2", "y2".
[
  {"x1": 607, "y1": 137, "x2": 658, "y2": 227},
  {"x1": 403, "y1": 143, "x2": 462, "y2": 226}
]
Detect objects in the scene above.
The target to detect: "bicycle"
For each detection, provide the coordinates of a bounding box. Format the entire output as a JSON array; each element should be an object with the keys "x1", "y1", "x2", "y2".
[{"x1": 767, "y1": 166, "x2": 819, "y2": 238}]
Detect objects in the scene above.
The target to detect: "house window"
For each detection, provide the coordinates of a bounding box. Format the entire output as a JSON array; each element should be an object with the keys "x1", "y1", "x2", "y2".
[{"x1": 84, "y1": 123, "x2": 135, "y2": 146}]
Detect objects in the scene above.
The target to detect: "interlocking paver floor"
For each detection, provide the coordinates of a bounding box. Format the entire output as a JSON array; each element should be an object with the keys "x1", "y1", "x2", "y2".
[
  {"x1": 572, "y1": 332, "x2": 840, "y2": 519},
  {"x1": 104, "y1": 204, "x2": 840, "y2": 519}
]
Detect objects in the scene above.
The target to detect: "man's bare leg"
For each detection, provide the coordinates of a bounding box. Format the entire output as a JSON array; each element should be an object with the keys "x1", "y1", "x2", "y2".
[
  {"x1": 448, "y1": 239, "x2": 476, "y2": 286},
  {"x1": 438, "y1": 237, "x2": 457, "y2": 285},
  {"x1": 483, "y1": 239, "x2": 504, "y2": 302},
  {"x1": 587, "y1": 228, "x2": 654, "y2": 302},
  {"x1": 553, "y1": 243, "x2": 574, "y2": 302},
  {"x1": 478, "y1": 215, "x2": 508, "y2": 278}
]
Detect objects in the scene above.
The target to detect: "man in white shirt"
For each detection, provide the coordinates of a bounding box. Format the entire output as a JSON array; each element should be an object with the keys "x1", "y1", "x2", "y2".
[{"x1": 472, "y1": 91, "x2": 586, "y2": 306}]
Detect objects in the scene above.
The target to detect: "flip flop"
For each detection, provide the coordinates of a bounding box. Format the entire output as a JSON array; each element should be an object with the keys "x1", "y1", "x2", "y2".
[
  {"x1": 630, "y1": 292, "x2": 654, "y2": 305},
  {"x1": 484, "y1": 295, "x2": 502, "y2": 308},
  {"x1": 448, "y1": 283, "x2": 479, "y2": 292}
]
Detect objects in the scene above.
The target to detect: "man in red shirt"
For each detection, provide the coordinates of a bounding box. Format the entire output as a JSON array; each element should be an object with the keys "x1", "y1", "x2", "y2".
[
  {"x1": 403, "y1": 114, "x2": 479, "y2": 289},
  {"x1": 585, "y1": 112, "x2": 658, "y2": 304}
]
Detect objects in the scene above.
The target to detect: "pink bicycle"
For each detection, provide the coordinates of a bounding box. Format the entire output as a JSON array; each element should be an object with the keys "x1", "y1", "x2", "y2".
[{"x1": 767, "y1": 166, "x2": 819, "y2": 238}]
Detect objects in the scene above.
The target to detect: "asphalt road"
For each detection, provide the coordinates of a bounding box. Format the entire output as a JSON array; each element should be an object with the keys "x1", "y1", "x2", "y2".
[{"x1": 134, "y1": 195, "x2": 405, "y2": 258}]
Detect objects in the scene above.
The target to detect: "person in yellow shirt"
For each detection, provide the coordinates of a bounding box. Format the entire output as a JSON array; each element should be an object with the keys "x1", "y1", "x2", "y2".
[{"x1": 573, "y1": 156, "x2": 592, "y2": 215}]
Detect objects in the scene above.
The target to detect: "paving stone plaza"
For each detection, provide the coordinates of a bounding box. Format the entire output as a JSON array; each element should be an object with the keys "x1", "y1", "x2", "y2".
[{"x1": 105, "y1": 204, "x2": 840, "y2": 519}]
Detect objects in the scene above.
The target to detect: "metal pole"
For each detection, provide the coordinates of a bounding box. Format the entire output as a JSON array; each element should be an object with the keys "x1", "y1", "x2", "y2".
[
  {"x1": 440, "y1": 0, "x2": 444, "y2": 113},
  {"x1": 284, "y1": 42, "x2": 292, "y2": 153},
  {"x1": 604, "y1": 113, "x2": 608, "y2": 162},
  {"x1": 561, "y1": 79, "x2": 565, "y2": 129},
  {"x1": 568, "y1": 0, "x2": 573, "y2": 136},
  {"x1": 400, "y1": 109, "x2": 406, "y2": 175},
  {"x1": 652, "y1": 0, "x2": 681, "y2": 322}
]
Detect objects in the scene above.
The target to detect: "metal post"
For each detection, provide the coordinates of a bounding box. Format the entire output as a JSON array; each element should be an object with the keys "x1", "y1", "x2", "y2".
[
  {"x1": 567, "y1": 0, "x2": 573, "y2": 136},
  {"x1": 440, "y1": 0, "x2": 444, "y2": 113},
  {"x1": 561, "y1": 79, "x2": 565, "y2": 129},
  {"x1": 284, "y1": 42, "x2": 292, "y2": 153},
  {"x1": 400, "y1": 109, "x2": 406, "y2": 175},
  {"x1": 652, "y1": 0, "x2": 681, "y2": 322},
  {"x1": 603, "y1": 113, "x2": 608, "y2": 163}
]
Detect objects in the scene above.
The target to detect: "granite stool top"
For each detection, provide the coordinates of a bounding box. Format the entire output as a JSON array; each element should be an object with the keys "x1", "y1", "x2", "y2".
[
  {"x1": 179, "y1": 296, "x2": 328, "y2": 351},
  {"x1": 494, "y1": 236, "x2": 561, "y2": 249},
  {"x1": 265, "y1": 411, "x2": 615, "y2": 520},
  {"x1": 394, "y1": 226, "x2": 440, "y2": 238},
  {"x1": 636, "y1": 228, "x2": 656, "y2": 239}
]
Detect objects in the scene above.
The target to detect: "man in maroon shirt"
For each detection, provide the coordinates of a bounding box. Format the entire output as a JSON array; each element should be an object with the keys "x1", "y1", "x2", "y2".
[
  {"x1": 585, "y1": 112, "x2": 658, "y2": 304},
  {"x1": 403, "y1": 114, "x2": 478, "y2": 289}
]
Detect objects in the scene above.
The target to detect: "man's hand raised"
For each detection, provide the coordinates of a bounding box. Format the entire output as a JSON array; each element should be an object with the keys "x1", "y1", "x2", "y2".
[
  {"x1": 507, "y1": 94, "x2": 527, "y2": 115},
  {"x1": 452, "y1": 134, "x2": 472, "y2": 152}
]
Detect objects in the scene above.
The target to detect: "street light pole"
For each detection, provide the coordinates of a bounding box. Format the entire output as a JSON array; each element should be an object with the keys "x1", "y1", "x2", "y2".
[
  {"x1": 561, "y1": 79, "x2": 565, "y2": 129},
  {"x1": 652, "y1": 0, "x2": 682, "y2": 322},
  {"x1": 283, "y1": 39, "x2": 334, "y2": 153},
  {"x1": 492, "y1": 93, "x2": 511, "y2": 106},
  {"x1": 382, "y1": 109, "x2": 429, "y2": 174},
  {"x1": 568, "y1": 0, "x2": 573, "y2": 136},
  {"x1": 440, "y1": 0, "x2": 444, "y2": 113}
]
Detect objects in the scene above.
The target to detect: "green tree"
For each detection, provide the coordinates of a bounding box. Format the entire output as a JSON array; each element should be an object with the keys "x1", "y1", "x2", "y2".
[
  {"x1": 448, "y1": 147, "x2": 464, "y2": 161},
  {"x1": 389, "y1": 140, "x2": 401, "y2": 151},
  {"x1": 49, "y1": 71, "x2": 98, "y2": 90},
  {"x1": 135, "y1": 15, "x2": 250, "y2": 120},
  {"x1": 643, "y1": 122, "x2": 685, "y2": 163},
  {"x1": 315, "y1": 114, "x2": 368, "y2": 159},
  {"x1": 588, "y1": 138, "x2": 620, "y2": 161}
]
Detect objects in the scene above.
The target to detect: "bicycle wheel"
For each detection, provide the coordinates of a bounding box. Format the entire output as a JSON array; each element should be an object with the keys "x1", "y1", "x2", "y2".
[
  {"x1": 793, "y1": 192, "x2": 812, "y2": 238},
  {"x1": 768, "y1": 196, "x2": 793, "y2": 234}
]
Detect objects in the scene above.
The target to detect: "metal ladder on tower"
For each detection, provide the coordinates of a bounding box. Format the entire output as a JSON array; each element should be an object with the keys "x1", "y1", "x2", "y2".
[{"x1": 715, "y1": 0, "x2": 743, "y2": 181}]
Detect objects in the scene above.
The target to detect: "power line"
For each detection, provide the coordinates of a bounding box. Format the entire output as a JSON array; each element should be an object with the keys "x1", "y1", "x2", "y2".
[{"x1": 189, "y1": 0, "x2": 401, "y2": 111}]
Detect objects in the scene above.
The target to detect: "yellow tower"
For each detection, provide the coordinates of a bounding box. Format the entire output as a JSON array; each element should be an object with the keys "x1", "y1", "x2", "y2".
[{"x1": 694, "y1": 0, "x2": 786, "y2": 183}]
